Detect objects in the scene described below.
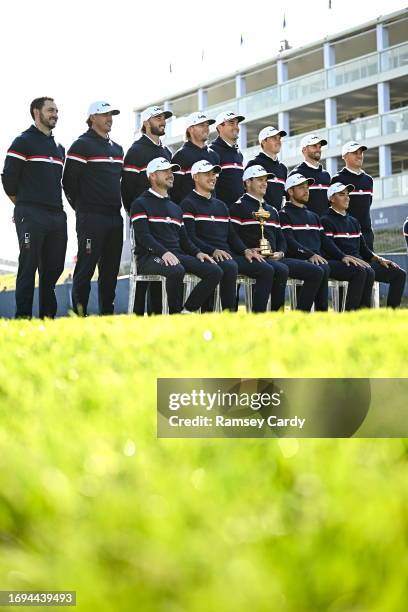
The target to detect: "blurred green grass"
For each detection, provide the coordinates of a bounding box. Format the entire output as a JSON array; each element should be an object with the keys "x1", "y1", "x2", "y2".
[{"x1": 0, "y1": 311, "x2": 407, "y2": 612}]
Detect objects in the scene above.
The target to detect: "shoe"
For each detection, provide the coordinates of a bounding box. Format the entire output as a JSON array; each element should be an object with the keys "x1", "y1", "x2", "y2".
[{"x1": 180, "y1": 308, "x2": 193, "y2": 314}]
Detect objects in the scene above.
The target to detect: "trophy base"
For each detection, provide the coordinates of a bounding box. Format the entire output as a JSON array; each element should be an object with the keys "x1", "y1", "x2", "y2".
[{"x1": 259, "y1": 239, "x2": 272, "y2": 257}]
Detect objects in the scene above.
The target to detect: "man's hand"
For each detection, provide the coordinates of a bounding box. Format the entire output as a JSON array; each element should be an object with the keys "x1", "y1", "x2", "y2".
[
  {"x1": 197, "y1": 252, "x2": 216, "y2": 263},
  {"x1": 162, "y1": 251, "x2": 179, "y2": 266},
  {"x1": 244, "y1": 248, "x2": 265, "y2": 263},
  {"x1": 269, "y1": 251, "x2": 285, "y2": 261},
  {"x1": 342, "y1": 255, "x2": 370, "y2": 268},
  {"x1": 375, "y1": 256, "x2": 399, "y2": 269},
  {"x1": 309, "y1": 254, "x2": 327, "y2": 265},
  {"x1": 212, "y1": 249, "x2": 232, "y2": 262}
]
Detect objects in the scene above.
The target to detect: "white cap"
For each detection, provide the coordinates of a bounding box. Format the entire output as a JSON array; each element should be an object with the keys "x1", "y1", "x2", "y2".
[
  {"x1": 300, "y1": 134, "x2": 328, "y2": 151},
  {"x1": 285, "y1": 173, "x2": 315, "y2": 191},
  {"x1": 146, "y1": 157, "x2": 180, "y2": 177},
  {"x1": 186, "y1": 112, "x2": 215, "y2": 128},
  {"x1": 191, "y1": 160, "x2": 221, "y2": 175},
  {"x1": 327, "y1": 182, "x2": 354, "y2": 200},
  {"x1": 215, "y1": 110, "x2": 245, "y2": 127},
  {"x1": 258, "y1": 126, "x2": 287, "y2": 144},
  {"x1": 243, "y1": 165, "x2": 274, "y2": 182},
  {"x1": 341, "y1": 141, "x2": 368, "y2": 156},
  {"x1": 141, "y1": 105, "x2": 173, "y2": 123},
  {"x1": 88, "y1": 101, "x2": 120, "y2": 117}
]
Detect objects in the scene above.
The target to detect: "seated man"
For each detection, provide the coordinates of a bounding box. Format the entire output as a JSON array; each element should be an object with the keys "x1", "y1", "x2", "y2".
[
  {"x1": 322, "y1": 182, "x2": 406, "y2": 309},
  {"x1": 130, "y1": 157, "x2": 222, "y2": 314},
  {"x1": 279, "y1": 174, "x2": 343, "y2": 312},
  {"x1": 231, "y1": 167, "x2": 329, "y2": 312},
  {"x1": 181, "y1": 160, "x2": 275, "y2": 312}
]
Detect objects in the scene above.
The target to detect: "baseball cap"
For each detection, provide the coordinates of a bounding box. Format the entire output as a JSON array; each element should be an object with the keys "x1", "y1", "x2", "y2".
[
  {"x1": 341, "y1": 141, "x2": 368, "y2": 156},
  {"x1": 327, "y1": 182, "x2": 354, "y2": 200},
  {"x1": 141, "y1": 105, "x2": 173, "y2": 123},
  {"x1": 300, "y1": 134, "x2": 328, "y2": 150},
  {"x1": 285, "y1": 173, "x2": 315, "y2": 191},
  {"x1": 146, "y1": 157, "x2": 180, "y2": 177},
  {"x1": 243, "y1": 165, "x2": 275, "y2": 182},
  {"x1": 191, "y1": 160, "x2": 221, "y2": 175},
  {"x1": 87, "y1": 101, "x2": 120, "y2": 117},
  {"x1": 186, "y1": 112, "x2": 215, "y2": 128},
  {"x1": 215, "y1": 110, "x2": 245, "y2": 127},
  {"x1": 258, "y1": 126, "x2": 287, "y2": 144}
]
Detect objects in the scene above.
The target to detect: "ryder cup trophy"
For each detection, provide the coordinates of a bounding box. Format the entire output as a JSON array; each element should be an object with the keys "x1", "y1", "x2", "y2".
[{"x1": 252, "y1": 202, "x2": 272, "y2": 256}]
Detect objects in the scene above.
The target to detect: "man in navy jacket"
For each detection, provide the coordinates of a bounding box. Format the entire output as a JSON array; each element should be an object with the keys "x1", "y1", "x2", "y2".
[
  {"x1": 171, "y1": 112, "x2": 219, "y2": 204},
  {"x1": 279, "y1": 174, "x2": 344, "y2": 311},
  {"x1": 245, "y1": 126, "x2": 287, "y2": 210},
  {"x1": 209, "y1": 111, "x2": 245, "y2": 208},
  {"x1": 130, "y1": 157, "x2": 222, "y2": 314},
  {"x1": 1, "y1": 96, "x2": 67, "y2": 319},
  {"x1": 63, "y1": 101, "x2": 123, "y2": 316},
  {"x1": 322, "y1": 183, "x2": 406, "y2": 308},
  {"x1": 288, "y1": 134, "x2": 330, "y2": 217}
]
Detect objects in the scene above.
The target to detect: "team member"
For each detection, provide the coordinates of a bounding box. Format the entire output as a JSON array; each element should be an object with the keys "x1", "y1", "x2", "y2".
[
  {"x1": 130, "y1": 157, "x2": 222, "y2": 314},
  {"x1": 331, "y1": 141, "x2": 374, "y2": 249},
  {"x1": 1, "y1": 96, "x2": 67, "y2": 319},
  {"x1": 209, "y1": 111, "x2": 245, "y2": 208},
  {"x1": 181, "y1": 160, "x2": 275, "y2": 312},
  {"x1": 122, "y1": 105, "x2": 173, "y2": 314},
  {"x1": 231, "y1": 167, "x2": 329, "y2": 312},
  {"x1": 404, "y1": 217, "x2": 408, "y2": 251},
  {"x1": 121, "y1": 105, "x2": 173, "y2": 212},
  {"x1": 245, "y1": 126, "x2": 287, "y2": 210},
  {"x1": 279, "y1": 174, "x2": 342, "y2": 311},
  {"x1": 322, "y1": 183, "x2": 406, "y2": 308},
  {"x1": 63, "y1": 101, "x2": 123, "y2": 316},
  {"x1": 170, "y1": 112, "x2": 219, "y2": 204},
  {"x1": 289, "y1": 134, "x2": 330, "y2": 217}
]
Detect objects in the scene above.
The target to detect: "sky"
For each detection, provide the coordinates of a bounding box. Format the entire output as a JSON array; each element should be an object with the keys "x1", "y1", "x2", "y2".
[{"x1": 0, "y1": 0, "x2": 406, "y2": 261}]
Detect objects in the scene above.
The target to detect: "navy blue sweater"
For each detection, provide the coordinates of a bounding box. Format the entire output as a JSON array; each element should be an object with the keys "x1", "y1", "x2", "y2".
[
  {"x1": 130, "y1": 189, "x2": 200, "y2": 258},
  {"x1": 279, "y1": 201, "x2": 339, "y2": 260},
  {"x1": 321, "y1": 207, "x2": 374, "y2": 261},
  {"x1": 122, "y1": 135, "x2": 172, "y2": 212},
  {"x1": 209, "y1": 136, "x2": 244, "y2": 208},
  {"x1": 180, "y1": 190, "x2": 246, "y2": 256},
  {"x1": 331, "y1": 167, "x2": 373, "y2": 235},
  {"x1": 1, "y1": 125, "x2": 65, "y2": 211},
  {"x1": 246, "y1": 152, "x2": 287, "y2": 210},
  {"x1": 63, "y1": 129, "x2": 123, "y2": 215},
  {"x1": 170, "y1": 141, "x2": 220, "y2": 204},
  {"x1": 230, "y1": 193, "x2": 286, "y2": 253},
  {"x1": 289, "y1": 161, "x2": 331, "y2": 218},
  {"x1": 404, "y1": 218, "x2": 408, "y2": 249}
]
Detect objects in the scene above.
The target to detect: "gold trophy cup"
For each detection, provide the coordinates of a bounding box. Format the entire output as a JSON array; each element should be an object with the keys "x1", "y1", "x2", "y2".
[{"x1": 252, "y1": 203, "x2": 272, "y2": 256}]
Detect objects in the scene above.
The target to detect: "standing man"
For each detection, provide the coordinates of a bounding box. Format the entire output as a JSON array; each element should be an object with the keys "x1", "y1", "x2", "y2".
[
  {"x1": 279, "y1": 174, "x2": 342, "y2": 311},
  {"x1": 121, "y1": 105, "x2": 173, "y2": 213},
  {"x1": 322, "y1": 183, "x2": 406, "y2": 308},
  {"x1": 130, "y1": 158, "x2": 222, "y2": 314},
  {"x1": 122, "y1": 105, "x2": 173, "y2": 314},
  {"x1": 331, "y1": 141, "x2": 374, "y2": 249},
  {"x1": 1, "y1": 96, "x2": 67, "y2": 319},
  {"x1": 245, "y1": 126, "x2": 288, "y2": 210},
  {"x1": 209, "y1": 111, "x2": 245, "y2": 208},
  {"x1": 404, "y1": 217, "x2": 408, "y2": 251},
  {"x1": 289, "y1": 134, "x2": 330, "y2": 217},
  {"x1": 181, "y1": 160, "x2": 275, "y2": 312},
  {"x1": 63, "y1": 101, "x2": 123, "y2": 316},
  {"x1": 171, "y1": 112, "x2": 219, "y2": 204}
]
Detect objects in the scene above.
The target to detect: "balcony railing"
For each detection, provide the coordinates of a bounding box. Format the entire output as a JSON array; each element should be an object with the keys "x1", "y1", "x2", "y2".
[
  {"x1": 163, "y1": 41, "x2": 408, "y2": 141},
  {"x1": 279, "y1": 106, "x2": 408, "y2": 160},
  {"x1": 373, "y1": 172, "x2": 408, "y2": 206}
]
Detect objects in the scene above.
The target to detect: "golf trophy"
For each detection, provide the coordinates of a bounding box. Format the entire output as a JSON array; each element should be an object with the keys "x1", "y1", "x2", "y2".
[{"x1": 252, "y1": 202, "x2": 272, "y2": 256}]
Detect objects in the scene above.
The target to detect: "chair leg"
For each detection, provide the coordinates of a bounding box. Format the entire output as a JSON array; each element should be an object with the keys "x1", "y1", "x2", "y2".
[
  {"x1": 214, "y1": 284, "x2": 222, "y2": 312},
  {"x1": 372, "y1": 282, "x2": 380, "y2": 308},
  {"x1": 332, "y1": 284, "x2": 339, "y2": 312},
  {"x1": 161, "y1": 279, "x2": 169, "y2": 315},
  {"x1": 128, "y1": 260, "x2": 136, "y2": 314}
]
